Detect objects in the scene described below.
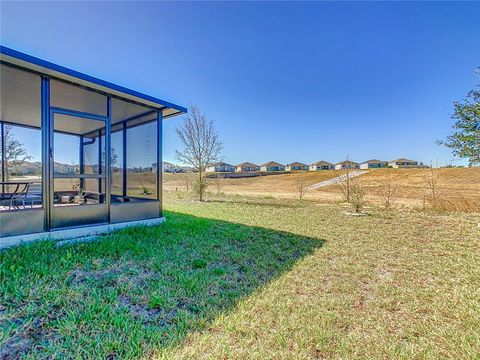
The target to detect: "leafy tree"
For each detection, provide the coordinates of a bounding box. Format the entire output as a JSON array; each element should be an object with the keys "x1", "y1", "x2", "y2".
[
  {"x1": 102, "y1": 147, "x2": 118, "y2": 168},
  {"x1": 110, "y1": 147, "x2": 119, "y2": 168},
  {"x1": 2, "y1": 125, "x2": 32, "y2": 179},
  {"x1": 175, "y1": 106, "x2": 223, "y2": 201},
  {"x1": 438, "y1": 68, "x2": 480, "y2": 166}
]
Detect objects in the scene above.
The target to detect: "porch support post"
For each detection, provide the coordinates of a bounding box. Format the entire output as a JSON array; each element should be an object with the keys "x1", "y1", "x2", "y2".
[
  {"x1": 79, "y1": 135, "x2": 84, "y2": 190},
  {"x1": 106, "y1": 97, "x2": 112, "y2": 222},
  {"x1": 122, "y1": 122, "x2": 127, "y2": 197},
  {"x1": 157, "y1": 109, "x2": 163, "y2": 216},
  {"x1": 1, "y1": 122, "x2": 5, "y2": 195},
  {"x1": 98, "y1": 129, "x2": 102, "y2": 194},
  {"x1": 41, "y1": 76, "x2": 51, "y2": 231}
]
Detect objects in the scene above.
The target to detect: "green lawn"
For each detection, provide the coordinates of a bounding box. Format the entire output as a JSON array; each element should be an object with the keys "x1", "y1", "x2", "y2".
[{"x1": 1, "y1": 193, "x2": 479, "y2": 359}]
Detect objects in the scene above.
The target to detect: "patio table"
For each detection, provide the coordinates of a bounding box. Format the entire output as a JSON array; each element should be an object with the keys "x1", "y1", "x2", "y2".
[{"x1": 0, "y1": 181, "x2": 36, "y2": 202}]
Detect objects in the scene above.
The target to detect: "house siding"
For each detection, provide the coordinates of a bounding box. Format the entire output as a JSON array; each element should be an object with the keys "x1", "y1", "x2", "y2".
[
  {"x1": 309, "y1": 165, "x2": 333, "y2": 171},
  {"x1": 206, "y1": 165, "x2": 235, "y2": 173},
  {"x1": 286, "y1": 165, "x2": 309, "y2": 171},
  {"x1": 334, "y1": 162, "x2": 359, "y2": 170},
  {"x1": 236, "y1": 165, "x2": 260, "y2": 172},
  {"x1": 387, "y1": 160, "x2": 423, "y2": 168},
  {"x1": 359, "y1": 162, "x2": 387, "y2": 169},
  {"x1": 261, "y1": 166, "x2": 285, "y2": 172}
]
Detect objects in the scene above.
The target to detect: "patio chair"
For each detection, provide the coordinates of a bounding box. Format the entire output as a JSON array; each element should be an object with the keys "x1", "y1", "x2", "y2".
[{"x1": 9, "y1": 183, "x2": 42, "y2": 209}]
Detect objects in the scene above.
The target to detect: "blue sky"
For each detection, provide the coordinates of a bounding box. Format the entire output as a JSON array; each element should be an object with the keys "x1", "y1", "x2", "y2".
[{"x1": 1, "y1": 1, "x2": 479, "y2": 166}]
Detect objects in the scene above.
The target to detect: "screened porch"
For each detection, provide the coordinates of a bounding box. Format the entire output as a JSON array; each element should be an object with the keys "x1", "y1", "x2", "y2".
[{"x1": 0, "y1": 47, "x2": 186, "y2": 239}]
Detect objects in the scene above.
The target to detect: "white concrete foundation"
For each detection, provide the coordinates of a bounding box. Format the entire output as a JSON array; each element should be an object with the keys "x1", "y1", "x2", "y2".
[{"x1": 0, "y1": 217, "x2": 165, "y2": 250}]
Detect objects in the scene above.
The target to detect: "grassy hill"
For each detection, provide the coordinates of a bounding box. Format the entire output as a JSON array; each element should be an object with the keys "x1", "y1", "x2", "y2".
[
  {"x1": 317, "y1": 168, "x2": 480, "y2": 211},
  {"x1": 164, "y1": 171, "x2": 337, "y2": 196},
  {"x1": 164, "y1": 168, "x2": 480, "y2": 212}
]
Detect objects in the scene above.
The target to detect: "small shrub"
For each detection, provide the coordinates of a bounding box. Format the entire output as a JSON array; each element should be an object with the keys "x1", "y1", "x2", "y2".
[
  {"x1": 140, "y1": 183, "x2": 150, "y2": 195},
  {"x1": 212, "y1": 174, "x2": 224, "y2": 195},
  {"x1": 350, "y1": 184, "x2": 365, "y2": 213},
  {"x1": 422, "y1": 168, "x2": 441, "y2": 210},
  {"x1": 192, "y1": 177, "x2": 208, "y2": 200}
]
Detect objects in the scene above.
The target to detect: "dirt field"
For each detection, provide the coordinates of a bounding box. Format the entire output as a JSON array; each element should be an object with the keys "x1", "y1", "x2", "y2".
[{"x1": 164, "y1": 168, "x2": 480, "y2": 211}]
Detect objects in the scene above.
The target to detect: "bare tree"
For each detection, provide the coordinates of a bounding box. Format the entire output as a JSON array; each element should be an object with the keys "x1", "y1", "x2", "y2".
[
  {"x1": 335, "y1": 155, "x2": 361, "y2": 203},
  {"x1": 336, "y1": 168, "x2": 354, "y2": 202},
  {"x1": 294, "y1": 174, "x2": 308, "y2": 200},
  {"x1": 181, "y1": 172, "x2": 192, "y2": 192},
  {"x1": 175, "y1": 106, "x2": 223, "y2": 201},
  {"x1": 335, "y1": 157, "x2": 366, "y2": 212},
  {"x1": 212, "y1": 173, "x2": 224, "y2": 195},
  {"x1": 422, "y1": 167, "x2": 441, "y2": 210},
  {"x1": 381, "y1": 171, "x2": 398, "y2": 210}
]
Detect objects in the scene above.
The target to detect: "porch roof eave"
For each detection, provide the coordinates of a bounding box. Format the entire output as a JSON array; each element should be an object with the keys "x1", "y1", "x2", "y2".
[{"x1": 0, "y1": 45, "x2": 187, "y2": 118}]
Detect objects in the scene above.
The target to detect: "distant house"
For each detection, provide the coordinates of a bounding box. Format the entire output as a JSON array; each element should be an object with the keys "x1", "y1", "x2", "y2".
[
  {"x1": 309, "y1": 160, "x2": 333, "y2": 171},
  {"x1": 177, "y1": 165, "x2": 193, "y2": 173},
  {"x1": 206, "y1": 162, "x2": 235, "y2": 173},
  {"x1": 285, "y1": 162, "x2": 309, "y2": 171},
  {"x1": 359, "y1": 159, "x2": 387, "y2": 169},
  {"x1": 334, "y1": 160, "x2": 359, "y2": 170},
  {"x1": 388, "y1": 158, "x2": 424, "y2": 168},
  {"x1": 236, "y1": 162, "x2": 260, "y2": 172},
  {"x1": 53, "y1": 162, "x2": 80, "y2": 175},
  {"x1": 162, "y1": 161, "x2": 176, "y2": 173},
  {"x1": 154, "y1": 162, "x2": 190, "y2": 173},
  {"x1": 260, "y1": 161, "x2": 285, "y2": 172}
]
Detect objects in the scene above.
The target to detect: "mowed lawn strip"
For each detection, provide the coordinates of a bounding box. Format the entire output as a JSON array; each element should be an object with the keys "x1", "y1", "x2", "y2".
[{"x1": 1, "y1": 193, "x2": 479, "y2": 359}]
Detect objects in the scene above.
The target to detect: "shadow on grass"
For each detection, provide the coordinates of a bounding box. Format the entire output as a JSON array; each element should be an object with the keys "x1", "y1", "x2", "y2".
[{"x1": 0, "y1": 210, "x2": 324, "y2": 359}]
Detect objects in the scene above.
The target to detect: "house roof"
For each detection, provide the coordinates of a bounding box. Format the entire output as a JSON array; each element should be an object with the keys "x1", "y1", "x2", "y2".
[
  {"x1": 361, "y1": 159, "x2": 386, "y2": 164},
  {"x1": 287, "y1": 162, "x2": 308, "y2": 167},
  {"x1": 261, "y1": 161, "x2": 284, "y2": 167},
  {"x1": 390, "y1": 158, "x2": 417, "y2": 163},
  {"x1": 335, "y1": 160, "x2": 359, "y2": 165},
  {"x1": 311, "y1": 160, "x2": 333, "y2": 166},
  {"x1": 236, "y1": 162, "x2": 259, "y2": 167},
  {"x1": 210, "y1": 162, "x2": 234, "y2": 167},
  {"x1": 0, "y1": 45, "x2": 187, "y2": 118}
]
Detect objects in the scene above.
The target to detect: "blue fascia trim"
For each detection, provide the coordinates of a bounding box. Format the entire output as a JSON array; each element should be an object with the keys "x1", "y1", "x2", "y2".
[
  {"x1": 163, "y1": 109, "x2": 184, "y2": 119},
  {"x1": 0, "y1": 45, "x2": 187, "y2": 114}
]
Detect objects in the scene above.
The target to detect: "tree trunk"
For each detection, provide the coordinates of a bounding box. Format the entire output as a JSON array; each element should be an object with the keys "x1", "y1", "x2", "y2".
[
  {"x1": 198, "y1": 169, "x2": 203, "y2": 201},
  {"x1": 4, "y1": 158, "x2": 8, "y2": 181}
]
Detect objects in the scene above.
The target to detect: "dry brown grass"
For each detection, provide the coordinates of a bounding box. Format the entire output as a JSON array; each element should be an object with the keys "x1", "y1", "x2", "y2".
[
  {"x1": 164, "y1": 171, "x2": 337, "y2": 197},
  {"x1": 337, "y1": 168, "x2": 480, "y2": 212},
  {"x1": 164, "y1": 168, "x2": 480, "y2": 212}
]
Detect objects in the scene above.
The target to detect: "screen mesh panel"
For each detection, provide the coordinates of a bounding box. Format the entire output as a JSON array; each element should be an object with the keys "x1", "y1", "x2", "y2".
[
  {"x1": 0, "y1": 64, "x2": 41, "y2": 128},
  {"x1": 51, "y1": 79, "x2": 107, "y2": 116}
]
